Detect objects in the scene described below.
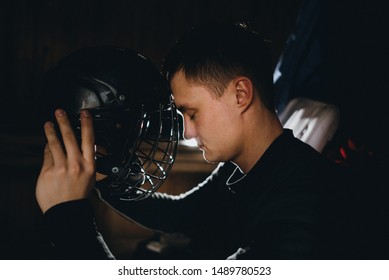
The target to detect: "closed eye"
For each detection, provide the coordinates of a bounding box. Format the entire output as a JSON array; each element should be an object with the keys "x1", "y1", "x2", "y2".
[
  {"x1": 177, "y1": 106, "x2": 196, "y2": 121},
  {"x1": 190, "y1": 113, "x2": 196, "y2": 120}
]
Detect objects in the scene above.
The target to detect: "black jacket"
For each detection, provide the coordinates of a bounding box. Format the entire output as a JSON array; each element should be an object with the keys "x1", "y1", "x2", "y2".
[{"x1": 44, "y1": 129, "x2": 350, "y2": 259}]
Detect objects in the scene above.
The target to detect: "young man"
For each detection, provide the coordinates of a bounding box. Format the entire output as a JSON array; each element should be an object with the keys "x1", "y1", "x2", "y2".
[{"x1": 36, "y1": 22, "x2": 348, "y2": 259}]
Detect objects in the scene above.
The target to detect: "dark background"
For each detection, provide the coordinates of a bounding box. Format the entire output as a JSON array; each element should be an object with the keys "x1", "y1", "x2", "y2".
[
  {"x1": 0, "y1": 0, "x2": 388, "y2": 259},
  {"x1": 0, "y1": 0, "x2": 302, "y2": 131}
]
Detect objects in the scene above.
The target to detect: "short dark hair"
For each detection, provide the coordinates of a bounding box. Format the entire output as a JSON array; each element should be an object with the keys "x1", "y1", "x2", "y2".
[{"x1": 162, "y1": 21, "x2": 275, "y2": 110}]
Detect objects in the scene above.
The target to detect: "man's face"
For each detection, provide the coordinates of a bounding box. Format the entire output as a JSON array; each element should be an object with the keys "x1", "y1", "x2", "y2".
[{"x1": 170, "y1": 70, "x2": 243, "y2": 163}]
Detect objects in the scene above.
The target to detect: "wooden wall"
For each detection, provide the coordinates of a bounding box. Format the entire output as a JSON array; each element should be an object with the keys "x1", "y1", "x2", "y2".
[{"x1": 0, "y1": 0, "x2": 302, "y2": 131}]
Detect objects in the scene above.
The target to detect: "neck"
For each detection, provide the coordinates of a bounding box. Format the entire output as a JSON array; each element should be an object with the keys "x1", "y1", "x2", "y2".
[{"x1": 233, "y1": 106, "x2": 283, "y2": 174}]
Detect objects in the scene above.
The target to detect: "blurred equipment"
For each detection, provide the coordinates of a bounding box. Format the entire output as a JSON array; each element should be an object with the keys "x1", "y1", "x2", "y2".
[{"x1": 278, "y1": 98, "x2": 339, "y2": 153}]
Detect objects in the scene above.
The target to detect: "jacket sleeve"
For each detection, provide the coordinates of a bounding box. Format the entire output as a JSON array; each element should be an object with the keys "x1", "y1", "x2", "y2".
[
  {"x1": 94, "y1": 163, "x2": 228, "y2": 236},
  {"x1": 43, "y1": 199, "x2": 115, "y2": 260}
]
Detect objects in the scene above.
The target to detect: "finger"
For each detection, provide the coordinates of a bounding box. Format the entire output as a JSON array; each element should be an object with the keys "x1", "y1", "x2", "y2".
[
  {"x1": 44, "y1": 120, "x2": 66, "y2": 165},
  {"x1": 40, "y1": 143, "x2": 54, "y2": 171},
  {"x1": 55, "y1": 108, "x2": 81, "y2": 159},
  {"x1": 80, "y1": 110, "x2": 95, "y2": 163}
]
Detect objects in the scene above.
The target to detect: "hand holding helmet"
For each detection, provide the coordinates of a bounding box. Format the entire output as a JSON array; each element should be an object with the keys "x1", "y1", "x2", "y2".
[
  {"x1": 36, "y1": 109, "x2": 96, "y2": 213},
  {"x1": 36, "y1": 46, "x2": 179, "y2": 213}
]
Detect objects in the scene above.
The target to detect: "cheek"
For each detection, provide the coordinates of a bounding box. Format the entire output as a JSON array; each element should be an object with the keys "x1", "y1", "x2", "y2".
[
  {"x1": 205, "y1": 108, "x2": 236, "y2": 140},
  {"x1": 199, "y1": 98, "x2": 238, "y2": 140}
]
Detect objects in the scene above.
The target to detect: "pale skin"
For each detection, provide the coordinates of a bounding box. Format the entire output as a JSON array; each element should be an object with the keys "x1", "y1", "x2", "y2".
[
  {"x1": 36, "y1": 71, "x2": 283, "y2": 213},
  {"x1": 171, "y1": 70, "x2": 283, "y2": 173},
  {"x1": 35, "y1": 109, "x2": 96, "y2": 213}
]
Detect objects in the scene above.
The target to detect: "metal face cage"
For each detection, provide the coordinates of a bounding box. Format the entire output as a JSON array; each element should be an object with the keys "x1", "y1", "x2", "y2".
[{"x1": 95, "y1": 101, "x2": 179, "y2": 201}]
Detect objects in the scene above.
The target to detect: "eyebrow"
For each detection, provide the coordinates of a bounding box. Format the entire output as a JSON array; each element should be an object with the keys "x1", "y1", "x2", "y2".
[
  {"x1": 177, "y1": 106, "x2": 186, "y2": 113},
  {"x1": 176, "y1": 103, "x2": 193, "y2": 113}
]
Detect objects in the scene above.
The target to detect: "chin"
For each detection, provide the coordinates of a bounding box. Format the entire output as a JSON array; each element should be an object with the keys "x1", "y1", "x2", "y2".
[{"x1": 202, "y1": 151, "x2": 219, "y2": 164}]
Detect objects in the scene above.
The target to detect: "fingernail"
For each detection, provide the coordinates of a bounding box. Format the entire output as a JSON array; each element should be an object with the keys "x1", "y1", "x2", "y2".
[
  {"x1": 44, "y1": 121, "x2": 54, "y2": 128},
  {"x1": 56, "y1": 109, "x2": 65, "y2": 117},
  {"x1": 81, "y1": 110, "x2": 90, "y2": 118}
]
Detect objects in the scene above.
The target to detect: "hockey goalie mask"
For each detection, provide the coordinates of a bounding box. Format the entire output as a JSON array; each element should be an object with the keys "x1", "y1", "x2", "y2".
[{"x1": 41, "y1": 46, "x2": 179, "y2": 200}]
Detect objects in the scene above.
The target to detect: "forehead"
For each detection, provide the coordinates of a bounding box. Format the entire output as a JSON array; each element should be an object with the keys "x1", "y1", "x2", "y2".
[{"x1": 170, "y1": 70, "x2": 214, "y2": 110}]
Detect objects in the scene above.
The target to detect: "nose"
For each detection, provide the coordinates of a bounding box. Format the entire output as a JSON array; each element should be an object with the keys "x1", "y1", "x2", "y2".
[{"x1": 182, "y1": 115, "x2": 197, "y2": 140}]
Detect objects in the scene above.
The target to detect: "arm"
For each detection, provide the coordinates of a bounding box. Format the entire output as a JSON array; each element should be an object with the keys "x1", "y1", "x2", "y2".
[
  {"x1": 95, "y1": 163, "x2": 225, "y2": 235},
  {"x1": 36, "y1": 109, "x2": 114, "y2": 259}
]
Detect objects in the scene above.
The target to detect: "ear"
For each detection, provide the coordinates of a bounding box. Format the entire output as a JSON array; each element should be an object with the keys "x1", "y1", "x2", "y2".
[{"x1": 234, "y1": 77, "x2": 254, "y2": 112}]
